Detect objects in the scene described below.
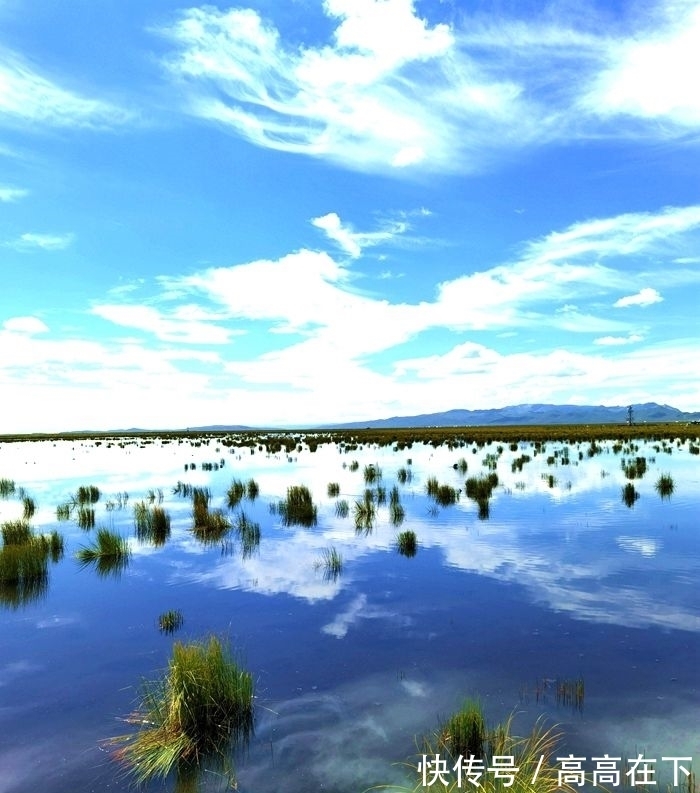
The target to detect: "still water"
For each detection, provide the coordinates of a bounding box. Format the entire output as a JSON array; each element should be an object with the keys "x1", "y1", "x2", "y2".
[{"x1": 0, "y1": 434, "x2": 698, "y2": 792}]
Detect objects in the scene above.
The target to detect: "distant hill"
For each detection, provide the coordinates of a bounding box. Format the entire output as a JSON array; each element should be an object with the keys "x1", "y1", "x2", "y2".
[{"x1": 326, "y1": 402, "x2": 700, "y2": 429}]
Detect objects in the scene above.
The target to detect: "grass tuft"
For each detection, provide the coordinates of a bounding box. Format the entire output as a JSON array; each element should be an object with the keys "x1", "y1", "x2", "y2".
[
  {"x1": 396, "y1": 530, "x2": 417, "y2": 557},
  {"x1": 109, "y1": 636, "x2": 254, "y2": 785},
  {"x1": 655, "y1": 473, "x2": 674, "y2": 499},
  {"x1": 76, "y1": 528, "x2": 131, "y2": 577},
  {"x1": 158, "y1": 609, "x2": 184, "y2": 635},
  {"x1": 277, "y1": 485, "x2": 317, "y2": 527}
]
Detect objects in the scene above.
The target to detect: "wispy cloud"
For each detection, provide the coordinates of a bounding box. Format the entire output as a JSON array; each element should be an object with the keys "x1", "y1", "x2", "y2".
[
  {"x1": 614, "y1": 288, "x2": 663, "y2": 308},
  {"x1": 157, "y1": 1, "x2": 700, "y2": 175},
  {"x1": 90, "y1": 304, "x2": 239, "y2": 345},
  {"x1": 0, "y1": 51, "x2": 133, "y2": 129},
  {"x1": 311, "y1": 212, "x2": 410, "y2": 258},
  {"x1": 594, "y1": 333, "x2": 645, "y2": 346},
  {"x1": 0, "y1": 184, "x2": 28, "y2": 202},
  {"x1": 3, "y1": 232, "x2": 74, "y2": 251}
]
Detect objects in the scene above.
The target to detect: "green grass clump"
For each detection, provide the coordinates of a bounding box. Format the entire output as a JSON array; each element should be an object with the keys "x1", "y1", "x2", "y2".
[
  {"x1": 22, "y1": 495, "x2": 36, "y2": 520},
  {"x1": 621, "y1": 482, "x2": 640, "y2": 508},
  {"x1": 396, "y1": 530, "x2": 417, "y2": 557},
  {"x1": 354, "y1": 491, "x2": 376, "y2": 533},
  {"x1": 135, "y1": 502, "x2": 171, "y2": 546},
  {"x1": 235, "y1": 512, "x2": 261, "y2": 559},
  {"x1": 0, "y1": 478, "x2": 15, "y2": 498},
  {"x1": 278, "y1": 485, "x2": 317, "y2": 527},
  {"x1": 439, "y1": 699, "x2": 486, "y2": 758},
  {"x1": 226, "y1": 479, "x2": 246, "y2": 509},
  {"x1": 335, "y1": 499, "x2": 350, "y2": 518},
  {"x1": 158, "y1": 609, "x2": 184, "y2": 634},
  {"x1": 0, "y1": 526, "x2": 64, "y2": 608},
  {"x1": 453, "y1": 458, "x2": 468, "y2": 474},
  {"x1": 396, "y1": 467, "x2": 412, "y2": 484},
  {"x1": 246, "y1": 478, "x2": 259, "y2": 501},
  {"x1": 622, "y1": 456, "x2": 647, "y2": 480},
  {"x1": 1, "y1": 520, "x2": 32, "y2": 546},
  {"x1": 317, "y1": 546, "x2": 343, "y2": 581},
  {"x1": 76, "y1": 484, "x2": 100, "y2": 504},
  {"x1": 655, "y1": 473, "x2": 674, "y2": 499},
  {"x1": 110, "y1": 636, "x2": 254, "y2": 785},
  {"x1": 76, "y1": 528, "x2": 131, "y2": 577},
  {"x1": 384, "y1": 706, "x2": 581, "y2": 793},
  {"x1": 56, "y1": 502, "x2": 71, "y2": 520},
  {"x1": 363, "y1": 464, "x2": 381, "y2": 484},
  {"x1": 77, "y1": 506, "x2": 95, "y2": 529},
  {"x1": 327, "y1": 482, "x2": 341, "y2": 497}
]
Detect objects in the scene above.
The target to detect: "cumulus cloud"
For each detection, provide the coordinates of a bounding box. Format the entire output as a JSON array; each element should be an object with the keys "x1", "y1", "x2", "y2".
[
  {"x1": 2, "y1": 316, "x2": 48, "y2": 334},
  {"x1": 614, "y1": 288, "x2": 663, "y2": 308}
]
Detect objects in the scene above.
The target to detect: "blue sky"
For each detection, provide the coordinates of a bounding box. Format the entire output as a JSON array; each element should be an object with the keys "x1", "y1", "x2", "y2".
[{"x1": 1, "y1": 0, "x2": 699, "y2": 432}]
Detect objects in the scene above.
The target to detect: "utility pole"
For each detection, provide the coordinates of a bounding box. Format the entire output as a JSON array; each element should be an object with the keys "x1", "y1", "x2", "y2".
[{"x1": 627, "y1": 405, "x2": 633, "y2": 426}]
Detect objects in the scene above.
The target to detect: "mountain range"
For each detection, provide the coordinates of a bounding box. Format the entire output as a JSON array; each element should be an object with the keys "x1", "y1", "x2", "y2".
[{"x1": 323, "y1": 402, "x2": 700, "y2": 429}]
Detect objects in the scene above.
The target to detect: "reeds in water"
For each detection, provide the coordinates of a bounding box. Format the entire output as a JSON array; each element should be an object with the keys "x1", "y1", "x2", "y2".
[
  {"x1": 317, "y1": 546, "x2": 343, "y2": 581},
  {"x1": 655, "y1": 473, "x2": 674, "y2": 499},
  {"x1": 76, "y1": 528, "x2": 131, "y2": 577},
  {"x1": 354, "y1": 491, "x2": 375, "y2": 533},
  {"x1": 77, "y1": 506, "x2": 95, "y2": 530},
  {"x1": 76, "y1": 484, "x2": 100, "y2": 504},
  {"x1": 0, "y1": 524, "x2": 63, "y2": 607},
  {"x1": 109, "y1": 635, "x2": 254, "y2": 785},
  {"x1": 335, "y1": 499, "x2": 350, "y2": 518},
  {"x1": 134, "y1": 502, "x2": 171, "y2": 546},
  {"x1": 277, "y1": 485, "x2": 317, "y2": 527},
  {"x1": 396, "y1": 529, "x2": 417, "y2": 557},
  {"x1": 621, "y1": 482, "x2": 640, "y2": 508},
  {"x1": 363, "y1": 464, "x2": 381, "y2": 484},
  {"x1": 235, "y1": 512, "x2": 261, "y2": 559},
  {"x1": 0, "y1": 478, "x2": 15, "y2": 498},
  {"x1": 327, "y1": 482, "x2": 341, "y2": 497},
  {"x1": 158, "y1": 609, "x2": 184, "y2": 635}
]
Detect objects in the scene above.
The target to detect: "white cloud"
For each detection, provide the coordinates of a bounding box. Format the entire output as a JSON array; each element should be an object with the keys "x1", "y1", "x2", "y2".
[
  {"x1": 4, "y1": 232, "x2": 74, "y2": 251},
  {"x1": 582, "y1": 1, "x2": 700, "y2": 127},
  {"x1": 2, "y1": 316, "x2": 48, "y2": 334},
  {"x1": 311, "y1": 212, "x2": 409, "y2": 258},
  {"x1": 90, "y1": 304, "x2": 237, "y2": 344},
  {"x1": 614, "y1": 288, "x2": 663, "y2": 308},
  {"x1": 0, "y1": 184, "x2": 27, "y2": 202},
  {"x1": 594, "y1": 333, "x2": 644, "y2": 346},
  {"x1": 0, "y1": 52, "x2": 133, "y2": 129},
  {"x1": 158, "y1": 1, "x2": 700, "y2": 175}
]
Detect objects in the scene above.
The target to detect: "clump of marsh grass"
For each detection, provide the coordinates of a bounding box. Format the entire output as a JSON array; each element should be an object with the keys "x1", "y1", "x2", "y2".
[
  {"x1": 76, "y1": 484, "x2": 100, "y2": 504},
  {"x1": 364, "y1": 464, "x2": 382, "y2": 484},
  {"x1": 453, "y1": 458, "x2": 468, "y2": 474},
  {"x1": 465, "y1": 473, "x2": 498, "y2": 520},
  {"x1": 246, "y1": 478, "x2": 259, "y2": 501},
  {"x1": 621, "y1": 482, "x2": 640, "y2": 508},
  {"x1": 0, "y1": 478, "x2": 15, "y2": 498},
  {"x1": 76, "y1": 506, "x2": 95, "y2": 530},
  {"x1": 22, "y1": 495, "x2": 36, "y2": 520},
  {"x1": 277, "y1": 485, "x2": 317, "y2": 527},
  {"x1": 327, "y1": 482, "x2": 341, "y2": 497},
  {"x1": 439, "y1": 699, "x2": 486, "y2": 758},
  {"x1": 0, "y1": 524, "x2": 64, "y2": 607},
  {"x1": 158, "y1": 609, "x2": 184, "y2": 635},
  {"x1": 226, "y1": 479, "x2": 246, "y2": 509},
  {"x1": 56, "y1": 502, "x2": 71, "y2": 521},
  {"x1": 173, "y1": 481, "x2": 194, "y2": 498},
  {"x1": 622, "y1": 456, "x2": 648, "y2": 480},
  {"x1": 397, "y1": 467, "x2": 412, "y2": 485},
  {"x1": 109, "y1": 635, "x2": 254, "y2": 786},
  {"x1": 190, "y1": 487, "x2": 230, "y2": 542},
  {"x1": 396, "y1": 530, "x2": 417, "y2": 557},
  {"x1": 382, "y1": 705, "x2": 581, "y2": 793},
  {"x1": 354, "y1": 491, "x2": 376, "y2": 534},
  {"x1": 316, "y1": 546, "x2": 343, "y2": 581},
  {"x1": 655, "y1": 473, "x2": 674, "y2": 499},
  {"x1": 134, "y1": 502, "x2": 171, "y2": 546},
  {"x1": 76, "y1": 528, "x2": 131, "y2": 577},
  {"x1": 235, "y1": 512, "x2": 261, "y2": 559},
  {"x1": 335, "y1": 499, "x2": 350, "y2": 518}
]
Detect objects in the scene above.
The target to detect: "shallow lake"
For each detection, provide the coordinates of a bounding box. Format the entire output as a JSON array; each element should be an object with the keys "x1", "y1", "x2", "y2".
[{"x1": 0, "y1": 434, "x2": 698, "y2": 792}]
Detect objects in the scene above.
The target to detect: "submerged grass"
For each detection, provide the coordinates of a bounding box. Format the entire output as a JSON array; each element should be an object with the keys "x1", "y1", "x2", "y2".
[
  {"x1": 110, "y1": 635, "x2": 254, "y2": 785},
  {"x1": 317, "y1": 546, "x2": 343, "y2": 581}
]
